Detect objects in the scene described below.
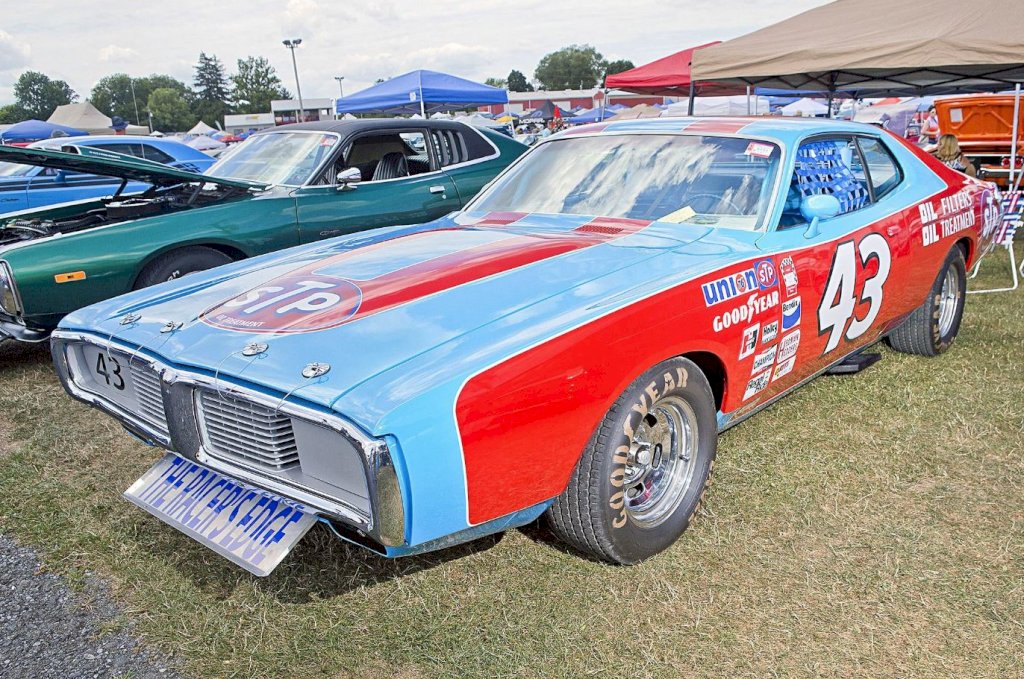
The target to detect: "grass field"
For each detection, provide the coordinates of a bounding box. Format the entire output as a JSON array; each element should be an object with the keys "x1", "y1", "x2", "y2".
[{"x1": 0, "y1": 246, "x2": 1021, "y2": 678}]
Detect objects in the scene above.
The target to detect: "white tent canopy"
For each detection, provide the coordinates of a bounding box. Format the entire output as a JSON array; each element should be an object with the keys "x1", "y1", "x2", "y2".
[
  {"x1": 186, "y1": 135, "x2": 225, "y2": 151},
  {"x1": 780, "y1": 98, "x2": 829, "y2": 116},
  {"x1": 663, "y1": 95, "x2": 770, "y2": 117},
  {"x1": 188, "y1": 121, "x2": 220, "y2": 136},
  {"x1": 48, "y1": 102, "x2": 148, "y2": 135}
]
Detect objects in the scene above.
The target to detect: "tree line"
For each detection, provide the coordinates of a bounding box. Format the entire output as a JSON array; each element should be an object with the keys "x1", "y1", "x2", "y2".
[
  {"x1": 485, "y1": 45, "x2": 634, "y2": 92},
  {"x1": 1, "y1": 43, "x2": 634, "y2": 132},
  {"x1": 0, "y1": 53, "x2": 290, "y2": 132}
]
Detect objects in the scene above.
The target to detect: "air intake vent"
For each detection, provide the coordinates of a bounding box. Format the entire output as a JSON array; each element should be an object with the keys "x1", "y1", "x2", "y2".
[
  {"x1": 197, "y1": 390, "x2": 299, "y2": 471},
  {"x1": 575, "y1": 223, "x2": 624, "y2": 235}
]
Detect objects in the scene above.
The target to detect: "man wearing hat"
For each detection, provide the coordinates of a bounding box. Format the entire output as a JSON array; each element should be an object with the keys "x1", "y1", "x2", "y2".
[{"x1": 110, "y1": 116, "x2": 128, "y2": 135}]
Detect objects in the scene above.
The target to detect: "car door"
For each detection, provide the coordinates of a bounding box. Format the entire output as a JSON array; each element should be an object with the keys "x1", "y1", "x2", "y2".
[
  {"x1": 751, "y1": 134, "x2": 914, "y2": 397},
  {"x1": 24, "y1": 166, "x2": 126, "y2": 208},
  {"x1": 0, "y1": 166, "x2": 37, "y2": 213},
  {"x1": 294, "y1": 128, "x2": 459, "y2": 244}
]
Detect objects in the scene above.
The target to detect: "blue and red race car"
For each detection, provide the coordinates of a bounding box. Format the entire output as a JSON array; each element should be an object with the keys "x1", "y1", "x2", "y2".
[{"x1": 52, "y1": 117, "x2": 1000, "y2": 575}]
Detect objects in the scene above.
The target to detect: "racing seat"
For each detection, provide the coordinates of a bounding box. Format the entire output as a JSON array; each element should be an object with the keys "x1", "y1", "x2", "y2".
[
  {"x1": 792, "y1": 141, "x2": 870, "y2": 214},
  {"x1": 371, "y1": 152, "x2": 409, "y2": 181}
]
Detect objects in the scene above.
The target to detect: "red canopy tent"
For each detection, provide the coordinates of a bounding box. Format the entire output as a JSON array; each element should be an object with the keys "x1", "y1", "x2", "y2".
[{"x1": 605, "y1": 42, "x2": 744, "y2": 97}]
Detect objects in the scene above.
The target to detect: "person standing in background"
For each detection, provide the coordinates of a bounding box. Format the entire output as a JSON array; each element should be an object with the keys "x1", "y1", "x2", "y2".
[{"x1": 921, "y1": 105, "x2": 940, "y2": 145}]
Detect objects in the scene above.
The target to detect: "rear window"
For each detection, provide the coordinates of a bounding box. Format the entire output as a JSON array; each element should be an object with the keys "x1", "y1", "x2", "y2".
[{"x1": 430, "y1": 127, "x2": 494, "y2": 167}]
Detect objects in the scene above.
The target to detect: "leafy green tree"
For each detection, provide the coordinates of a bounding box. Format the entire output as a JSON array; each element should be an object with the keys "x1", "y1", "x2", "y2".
[
  {"x1": 506, "y1": 70, "x2": 534, "y2": 92},
  {"x1": 484, "y1": 77, "x2": 507, "y2": 89},
  {"x1": 534, "y1": 45, "x2": 607, "y2": 91},
  {"x1": 193, "y1": 52, "x2": 231, "y2": 126},
  {"x1": 147, "y1": 88, "x2": 195, "y2": 132},
  {"x1": 231, "y1": 56, "x2": 290, "y2": 114},
  {"x1": 91, "y1": 73, "x2": 193, "y2": 124},
  {"x1": 90, "y1": 73, "x2": 139, "y2": 122},
  {"x1": 13, "y1": 71, "x2": 77, "y2": 120},
  {"x1": 0, "y1": 104, "x2": 30, "y2": 124},
  {"x1": 603, "y1": 59, "x2": 635, "y2": 86}
]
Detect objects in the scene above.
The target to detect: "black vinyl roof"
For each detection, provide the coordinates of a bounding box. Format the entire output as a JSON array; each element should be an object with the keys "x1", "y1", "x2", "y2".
[{"x1": 258, "y1": 118, "x2": 484, "y2": 136}]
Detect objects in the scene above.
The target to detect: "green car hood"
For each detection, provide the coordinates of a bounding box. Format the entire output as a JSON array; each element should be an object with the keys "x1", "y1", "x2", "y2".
[{"x1": 0, "y1": 144, "x2": 267, "y2": 191}]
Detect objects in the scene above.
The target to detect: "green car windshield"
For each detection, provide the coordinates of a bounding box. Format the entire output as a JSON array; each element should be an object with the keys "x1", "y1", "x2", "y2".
[
  {"x1": 207, "y1": 131, "x2": 339, "y2": 187},
  {"x1": 468, "y1": 133, "x2": 782, "y2": 232}
]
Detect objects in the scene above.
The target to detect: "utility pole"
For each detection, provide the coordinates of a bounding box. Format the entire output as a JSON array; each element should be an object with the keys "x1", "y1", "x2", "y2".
[
  {"x1": 283, "y1": 38, "x2": 304, "y2": 123},
  {"x1": 334, "y1": 76, "x2": 345, "y2": 120}
]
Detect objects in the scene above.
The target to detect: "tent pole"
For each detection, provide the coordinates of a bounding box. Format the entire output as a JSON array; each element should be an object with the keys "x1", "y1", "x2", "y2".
[
  {"x1": 1010, "y1": 83, "x2": 1021, "y2": 186},
  {"x1": 746, "y1": 85, "x2": 751, "y2": 115},
  {"x1": 687, "y1": 80, "x2": 695, "y2": 116}
]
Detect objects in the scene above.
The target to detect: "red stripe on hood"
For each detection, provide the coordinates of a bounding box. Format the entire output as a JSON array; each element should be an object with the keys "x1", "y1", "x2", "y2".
[{"x1": 200, "y1": 217, "x2": 651, "y2": 334}]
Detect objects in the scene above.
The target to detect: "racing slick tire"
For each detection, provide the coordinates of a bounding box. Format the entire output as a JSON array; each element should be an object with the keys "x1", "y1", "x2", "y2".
[
  {"x1": 547, "y1": 356, "x2": 717, "y2": 564},
  {"x1": 134, "y1": 246, "x2": 234, "y2": 290},
  {"x1": 888, "y1": 245, "x2": 967, "y2": 357}
]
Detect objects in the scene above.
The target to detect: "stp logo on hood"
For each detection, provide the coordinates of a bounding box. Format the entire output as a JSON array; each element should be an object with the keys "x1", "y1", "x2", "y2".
[
  {"x1": 202, "y1": 273, "x2": 363, "y2": 333},
  {"x1": 702, "y1": 259, "x2": 778, "y2": 307}
]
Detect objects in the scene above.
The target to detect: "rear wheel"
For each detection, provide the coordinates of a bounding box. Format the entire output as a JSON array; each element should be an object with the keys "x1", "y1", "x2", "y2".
[
  {"x1": 134, "y1": 246, "x2": 233, "y2": 290},
  {"x1": 547, "y1": 357, "x2": 717, "y2": 564},
  {"x1": 888, "y1": 245, "x2": 966, "y2": 356}
]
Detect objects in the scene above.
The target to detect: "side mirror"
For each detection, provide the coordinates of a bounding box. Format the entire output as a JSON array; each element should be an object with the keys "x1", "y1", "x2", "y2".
[
  {"x1": 336, "y1": 167, "x2": 361, "y2": 191},
  {"x1": 54, "y1": 170, "x2": 68, "y2": 184},
  {"x1": 801, "y1": 194, "x2": 841, "y2": 238}
]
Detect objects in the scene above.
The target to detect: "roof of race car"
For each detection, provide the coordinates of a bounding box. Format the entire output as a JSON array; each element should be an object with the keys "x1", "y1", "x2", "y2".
[{"x1": 554, "y1": 116, "x2": 885, "y2": 146}]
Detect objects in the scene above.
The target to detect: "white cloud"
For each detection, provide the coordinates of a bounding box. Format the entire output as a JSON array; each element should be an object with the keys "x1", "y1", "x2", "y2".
[
  {"x1": 97, "y1": 44, "x2": 139, "y2": 62},
  {"x1": 0, "y1": 31, "x2": 31, "y2": 72}
]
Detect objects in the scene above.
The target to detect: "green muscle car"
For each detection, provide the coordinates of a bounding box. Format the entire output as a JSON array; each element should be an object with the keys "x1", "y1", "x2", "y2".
[{"x1": 0, "y1": 119, "x2": 525, "y2": 342}]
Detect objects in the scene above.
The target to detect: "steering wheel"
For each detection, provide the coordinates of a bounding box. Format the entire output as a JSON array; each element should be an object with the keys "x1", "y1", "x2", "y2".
[{"x1": 684, "y1": 193, "x2": 745, "y2": 215}]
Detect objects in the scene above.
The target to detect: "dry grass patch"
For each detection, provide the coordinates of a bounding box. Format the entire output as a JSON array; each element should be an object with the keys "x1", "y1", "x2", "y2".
[{"x1": 0, "y1": 246, "x2": 1021, "y2": 678}]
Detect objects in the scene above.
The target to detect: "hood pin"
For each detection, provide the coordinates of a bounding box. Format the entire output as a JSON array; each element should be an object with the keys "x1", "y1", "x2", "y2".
[
  {"x1": 159, "y1": 321, "x2": 183, "y2": 333},
  {"x1": 302, "y1": 362, "x2": 330, "y2": 378},
  {"x1": 242, "y1": 342, "x2": 269, "y2": 357},
  {"x1": 119, "y1": 312, "x2": 141, "y2": 325}
]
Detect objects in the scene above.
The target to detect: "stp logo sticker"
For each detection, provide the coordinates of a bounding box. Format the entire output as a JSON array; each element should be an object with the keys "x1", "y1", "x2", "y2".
[
  {"x1": 202, "y1": 274, "x2": 362, "y2": 333},
  {"x1": 753, "y1": 259, "x2": 777, "y2": 289}
]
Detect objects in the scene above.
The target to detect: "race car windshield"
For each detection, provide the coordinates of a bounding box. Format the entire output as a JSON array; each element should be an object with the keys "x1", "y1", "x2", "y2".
[
  {"x1": 468, "y1": 134, "x2": 782, "y2": 231},
  {"x1": 207, "y1": 131, "x2": 339, "y2": 186}
]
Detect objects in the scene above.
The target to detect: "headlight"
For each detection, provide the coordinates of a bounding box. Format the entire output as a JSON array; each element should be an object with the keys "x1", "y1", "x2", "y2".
[{"x1": 0, "y1": 261, "x2": 21, "y2": 316}]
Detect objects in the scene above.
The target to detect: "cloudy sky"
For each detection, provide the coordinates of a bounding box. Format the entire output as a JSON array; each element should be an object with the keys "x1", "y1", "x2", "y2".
[{"x1": 1, "y1": 0, "x2": 830, "y2": 106}]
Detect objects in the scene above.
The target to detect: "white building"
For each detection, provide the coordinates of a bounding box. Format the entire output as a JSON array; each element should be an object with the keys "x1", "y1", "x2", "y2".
[
  {"x1": 223, "y1": 113, "x2": 276, "y2": 135},
  {"x1": 271, "y1": 98, "x2": 335, "y2": 125}
]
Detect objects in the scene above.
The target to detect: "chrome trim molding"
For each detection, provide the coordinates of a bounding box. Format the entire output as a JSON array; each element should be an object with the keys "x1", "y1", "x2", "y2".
[{"x1": 51, "y1": 329, "x2": 403, "y2": 544}]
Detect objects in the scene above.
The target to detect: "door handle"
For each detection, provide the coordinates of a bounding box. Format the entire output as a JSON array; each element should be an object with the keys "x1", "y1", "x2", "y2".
[
  {"x1": 886, "y1": 225, "x2": 901, "y2": 237},
  {"x1": 428, "y1": 185, "x2": 447, "y2": 195}
]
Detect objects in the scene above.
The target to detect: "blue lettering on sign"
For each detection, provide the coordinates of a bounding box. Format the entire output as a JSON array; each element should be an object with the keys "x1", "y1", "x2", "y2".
[{"x1": 701, "y1": 268, "x2": 760, "y2": 306}]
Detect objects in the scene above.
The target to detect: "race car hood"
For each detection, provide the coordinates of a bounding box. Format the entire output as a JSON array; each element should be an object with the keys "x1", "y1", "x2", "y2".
[
  {"x1": 0, "y1": 144, "x2": 266, "y2": 191},
  {"x1": 59, "y1": 211, "x2": 747, "y2": 432}
]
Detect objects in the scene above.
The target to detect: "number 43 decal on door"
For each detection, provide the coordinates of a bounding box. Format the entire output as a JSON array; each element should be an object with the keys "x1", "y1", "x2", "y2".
[{"x1": 818, "y1": 233, "x2": 892, "y2": 354}]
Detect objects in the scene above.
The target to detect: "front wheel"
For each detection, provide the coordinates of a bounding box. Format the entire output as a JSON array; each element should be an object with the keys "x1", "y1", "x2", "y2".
[
  {"x1": 888, "y1": 245, "x2": 966, "y2": 356},
  {"x1": 133, "y1": 246, "x2": 233, "y2": 290},
  {"x1": 547, "y1": 357, "x2": 718, "y2": 564}
]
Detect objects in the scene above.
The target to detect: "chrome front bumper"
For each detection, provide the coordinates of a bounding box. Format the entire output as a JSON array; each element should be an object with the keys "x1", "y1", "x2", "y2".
[{"x1": 50, "y1": 330, "x2": 406, "y2": 549}]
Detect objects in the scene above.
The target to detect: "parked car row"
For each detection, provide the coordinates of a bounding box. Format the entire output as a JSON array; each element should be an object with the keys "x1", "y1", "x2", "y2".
[{"x1": 1, "y1": 117, "x2": 1001, "y2": 576}]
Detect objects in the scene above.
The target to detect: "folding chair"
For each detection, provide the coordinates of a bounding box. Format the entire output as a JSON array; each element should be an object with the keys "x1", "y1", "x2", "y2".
[{"x1": 968, "y1": 189, "x2": 1021, "y2": 294}]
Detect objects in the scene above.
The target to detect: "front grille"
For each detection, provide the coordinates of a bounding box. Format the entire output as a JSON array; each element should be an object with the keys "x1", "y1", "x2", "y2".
[
  {"x1": 129, "y1": 362, "x2": 168, "y2": 436},
  {"x1": 197, "y1": 390, "x2": 299, "y2": 471}
]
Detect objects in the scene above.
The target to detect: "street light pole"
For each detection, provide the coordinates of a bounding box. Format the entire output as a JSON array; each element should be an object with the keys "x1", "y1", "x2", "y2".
[
  {"x1": 283, "y1": 38, "x2": 304, "y2": 123},
  {"x1": 334, "y1": 76, "x2": 345, "y2": 120}
]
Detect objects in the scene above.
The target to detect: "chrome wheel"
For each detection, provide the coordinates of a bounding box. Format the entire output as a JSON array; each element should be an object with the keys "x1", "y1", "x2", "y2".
[
  {"x1": 937, "y1": 264, "x2": 960, "y2": 336},
  {"x1": 623, "y1": 395, "x2": 699, "y2": 528}
]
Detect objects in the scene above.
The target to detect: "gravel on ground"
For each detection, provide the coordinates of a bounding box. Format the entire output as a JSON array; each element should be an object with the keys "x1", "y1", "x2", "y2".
[{"x1": 0, "y1": 534, "x2": 184, "y2": 679}]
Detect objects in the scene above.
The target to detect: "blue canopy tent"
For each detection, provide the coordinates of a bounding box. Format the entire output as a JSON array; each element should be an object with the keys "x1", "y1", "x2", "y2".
[
  {"x1": 570, "y1": 107, "x2": 611, "y2": 124},
  {"x1": 0, "y1": 119, "x2": 88, "y2": 143},
  {"x1": 336, "y1": 70, "x2": 508, "y2": 116}
]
